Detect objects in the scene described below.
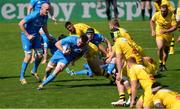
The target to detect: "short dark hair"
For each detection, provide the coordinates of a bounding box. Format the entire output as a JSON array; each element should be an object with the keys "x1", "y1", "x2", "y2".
[
  {"x1": 65, "y1": 21, "x2": 72, "y2": 28},
  {"x1": 58, "y1": 34, "x2": 67, "y2": 40},
  {"x1": 80, "y1": 34, "x2": 88, "y2": 43},
  {"x1": 86, "y1": 28, "x2": 95, "y2": 34}
]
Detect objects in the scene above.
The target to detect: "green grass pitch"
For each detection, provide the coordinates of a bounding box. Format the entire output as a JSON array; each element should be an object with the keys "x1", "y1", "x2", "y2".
[{"x1": 0, "y1": 21, "x2": 179, "y2": 108}]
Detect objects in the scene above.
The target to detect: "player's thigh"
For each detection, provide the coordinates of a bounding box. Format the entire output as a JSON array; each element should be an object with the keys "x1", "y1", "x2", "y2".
[
  {"x1": 53, "y1": 62, "x2": 66, "y2": 74},
  {"x1": 156, "y1": 38, "x2": 165, "y2": 50},
  {"x1": 21, "y1": 32, "x2": 32, "y2": 53}
]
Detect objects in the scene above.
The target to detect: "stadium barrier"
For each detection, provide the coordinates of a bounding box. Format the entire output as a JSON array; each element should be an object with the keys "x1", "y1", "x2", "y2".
[{"x1": 0, "y1": 0, "x2": 178, "y2": 22}]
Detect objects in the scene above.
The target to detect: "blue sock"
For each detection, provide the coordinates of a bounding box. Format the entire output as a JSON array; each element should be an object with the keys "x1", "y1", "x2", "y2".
[
  {"x1": 83, "y1": 64, "x2": 93, "y2": 76},
  {"x1": 107, "y1": 63, "x2": 115, "y2": 74},
  {"x1": 32, "y1": 58, "x2": 41, "y2": 74},
  {"x1": 42, "y1": 73, "x2": 56, "y2": 86},
  {"x1": 20, "y1": 62, "x2": 28, "y2": 80},
  {"x1": 74, "y1": 70, "x2": 88, "y2": 75}
]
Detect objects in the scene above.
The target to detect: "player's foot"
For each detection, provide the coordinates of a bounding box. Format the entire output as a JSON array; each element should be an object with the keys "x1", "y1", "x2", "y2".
[
  {"x1": 31, "y1": 71, "x2": 42, "y2": 83},
  {"x1": 111, "y1": 99, "x2": 126, "y2": 106},
  {"x1": 158, "y1": 64, "x2": 163, "y2": 72},
  {"x1": 65, "y1": 68, "x2": 74, "y2": 76},
  {"x1": 20, "y1": 79, "x2": 27, "y2": 85},
  {"x1": 163, "y1": 65, "x2": 168, "y2": 71},
  {"x1": 125, "y1": 96, "x2": 131, "y2": 106},
  {"x1": 169, "y1": 47, "x2": 174, "y2": 55},
  {"x1": 37, "y1": 84, "x2": 43, "y2": 90}
]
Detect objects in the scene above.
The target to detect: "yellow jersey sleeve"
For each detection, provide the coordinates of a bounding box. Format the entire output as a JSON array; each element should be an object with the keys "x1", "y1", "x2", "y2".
[
  {"x1": 171, "y1": 14, "x2": 177, "y2": 26},
  {"x1": 151, "y1": 12, "x2": 158, "y2": 21}
]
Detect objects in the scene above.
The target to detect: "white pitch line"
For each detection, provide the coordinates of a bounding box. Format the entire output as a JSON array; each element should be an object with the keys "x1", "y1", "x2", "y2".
[{"x1": 144, "y1": 47, "x2": 180, "y2": 50}]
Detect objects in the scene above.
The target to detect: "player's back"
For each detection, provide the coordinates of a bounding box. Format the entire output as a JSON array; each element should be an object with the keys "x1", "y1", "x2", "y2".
[
  {"x1": 115, "y1": 37, "x2": 142, "y2": 63},
  {"x1": 153, "y1": 89, "x2": 180, "y2": 108},
  {"x1": 131, "y1": 64, "x2": 153, "y2": 89},
  {"x1": 73, "y1": 23, "x2": 99, "y2": 36}
]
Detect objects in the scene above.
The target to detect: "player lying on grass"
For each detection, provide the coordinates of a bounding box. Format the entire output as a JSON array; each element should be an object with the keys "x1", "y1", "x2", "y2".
[
  {"x1": 37, "y1": 34, "x2": 89, "y2": 90},
  {"x1": 151, "y1": 82, "x2": 180, "y2": 108}
]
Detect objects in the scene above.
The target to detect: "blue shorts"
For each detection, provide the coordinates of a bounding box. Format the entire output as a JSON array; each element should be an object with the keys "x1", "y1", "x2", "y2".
[
  {"x1": 21, "y1": 32, "x2": 42, "y2": 52},
  {"x1": 50, "y1": 51, "x2": 69, "y2": 65}
]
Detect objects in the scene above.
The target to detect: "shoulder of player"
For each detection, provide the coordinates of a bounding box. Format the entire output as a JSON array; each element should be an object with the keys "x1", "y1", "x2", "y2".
[{"x1": 118, "y1": 27, "x2": 128, "y2": 33}]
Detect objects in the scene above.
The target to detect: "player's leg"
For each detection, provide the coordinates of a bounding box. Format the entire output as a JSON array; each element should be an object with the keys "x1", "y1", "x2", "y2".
[
  {"x1": 141, "y1": 0, "x2": 146, "y2": 20},
  {"x1": 43, "y1": 61, "x2": 56, "y2": 81},
  {"x1": 41, "y1": 48, "x2": 48, "y2": 64},
  {"x1": 112, "y1": 0, "x2": 118, "y2": 19},
  {"x1": 156, "y1": 38, "x2": 164, "y2": 72},
  {"x1": 19, "y1": 33, "x2": 32, "y2": 84},
  {"x1": 31, "y1": 38, "x2": 44, "y2": 82},
  {"x1": 162, "y1": 46, "x2": 169, "y2": 71},
  {"x1": 38, "y1": 62, "x2": 66, "y2": 90},
  {"x1": 111, "y1": 74, "x2": 126, "y2": 106},
  {"x1": 105, "y1": 0, "x2": 111, "y2": 20},
  {"x1": 136, "y1": 96, "x2": 144, "y2": 109},
  {"x1": 146, "y1": 0, "x2": 152, "y2": 20}
]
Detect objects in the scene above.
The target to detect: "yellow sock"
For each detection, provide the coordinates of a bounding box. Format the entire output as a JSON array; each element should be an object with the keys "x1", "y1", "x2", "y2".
[
  {"x1": 119, "y1": 92, "x2": 125, "y2": 101},
  {"x1": 127, "y1": 87, "x2": 131, "y2": 95}
]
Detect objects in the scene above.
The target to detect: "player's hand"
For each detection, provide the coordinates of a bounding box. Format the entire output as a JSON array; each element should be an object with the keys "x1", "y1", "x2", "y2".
[
  {"x1": 151, "y1": 31, "x2": 156, "y2": 37},
  {"x1": 27, "y1": 35, "x2": 34, "y2": 40},
  {"x1": 41, "y1": 59, "x2": 47, "y2": 64},
  {"x1": 130, "y1": 99, "x2": 136, "y2": 108},
  {"x1": 106, "y1": 57, "x2": 112, "y2": 63},
  {"x1": 63, "y1": 49, "x2": 71, "y2": 55},
  {"x1": 160, "y1": 29, "x2": 167, "y2": 34}
]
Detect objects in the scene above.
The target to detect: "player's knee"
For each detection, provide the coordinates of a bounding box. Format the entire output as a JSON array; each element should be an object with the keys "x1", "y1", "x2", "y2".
[
  {"x1": 24, "y1": 51, "x2": 32, "y2": 62},
  {"x1": 35, "y1": 49, "x2": 43, "y2": 59}
]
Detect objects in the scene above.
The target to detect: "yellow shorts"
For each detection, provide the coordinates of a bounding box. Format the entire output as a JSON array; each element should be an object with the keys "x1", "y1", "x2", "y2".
[{"x1": 156, "y1": 34, "x2": 173, "y2": 46}]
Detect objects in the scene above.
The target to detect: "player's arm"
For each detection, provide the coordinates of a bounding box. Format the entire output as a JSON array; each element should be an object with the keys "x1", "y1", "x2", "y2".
[
  {"x1": 27, "y1": 0, "x2": 36, "y2": 14},
  {"x1": 55, "y1": 40, "x2": 64, "y2": 52},
  {"x1": 150, "y1": 18, "x2": 156, "y2": 37},
  {"x1": 18, "y1": 19, "x2": 33, "y2": 40},
  {"x1": 98, "y1": 44, "x2": 108, "y2": 56},
  {"x1": 42, "y1": 25, "x2": 53, "y2": 42},
  {"x1": 104, "y1": 38, "x2": 112, "y2": 52},
  {"x1": 130, "y1": 80, "x2": 137, "y2": 108},
  {"x1": 27, "y1": 5, "x2": 33, "y2": 14}
]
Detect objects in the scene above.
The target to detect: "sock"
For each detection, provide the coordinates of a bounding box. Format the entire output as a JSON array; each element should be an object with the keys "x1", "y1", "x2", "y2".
[
  {"x1": 74, "y1": 70, "x2": 88, "y2": 75},
  {"x1": 159, "y1": 60, "x2": 162, "y2": 65},
  {"x1": 148, "y1": 8, "x2": 152, "y2": 19},
  {"x1": 83, "y1": 64, "x2": 93, "y2": 76},
  {"x1": 119, "y1": 92, "x2": 125, "y2": 101},
  {"x1": 20, "y1": 62, "x2": 28, "y2": 80},
  {"x1": 141, "y1": 9, "x2": 145, "y2": 20},
  {"x1": 42, "y1": 73, "x2": 56, "y2": 86},
  {"x1": 169, "y1": 37, "x2": 175, "y2": 52},
  {"x1": 32, "y1": 58, "x2": 41, "y2": 74},
  {"x1": 162, "y1": 61, "x2": 166, "y2": 65}
]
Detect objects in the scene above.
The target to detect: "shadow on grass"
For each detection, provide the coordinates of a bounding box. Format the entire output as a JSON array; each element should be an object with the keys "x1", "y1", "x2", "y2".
[
  {"x1": 54, "y1": 78, "x2": 105, "y2": 83},
  {"x1": 0, "y1": 75, "x2": 30, "y2": 80},
  {"x1": 54, "y1": 82, "x2": 113, "y2": 89},
  {"x1": 169, "y1": 68, "x2": 180, "y2": 71},
  {"x1": 154, "y1": 73, "x2": 166, "y2": 79}
]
